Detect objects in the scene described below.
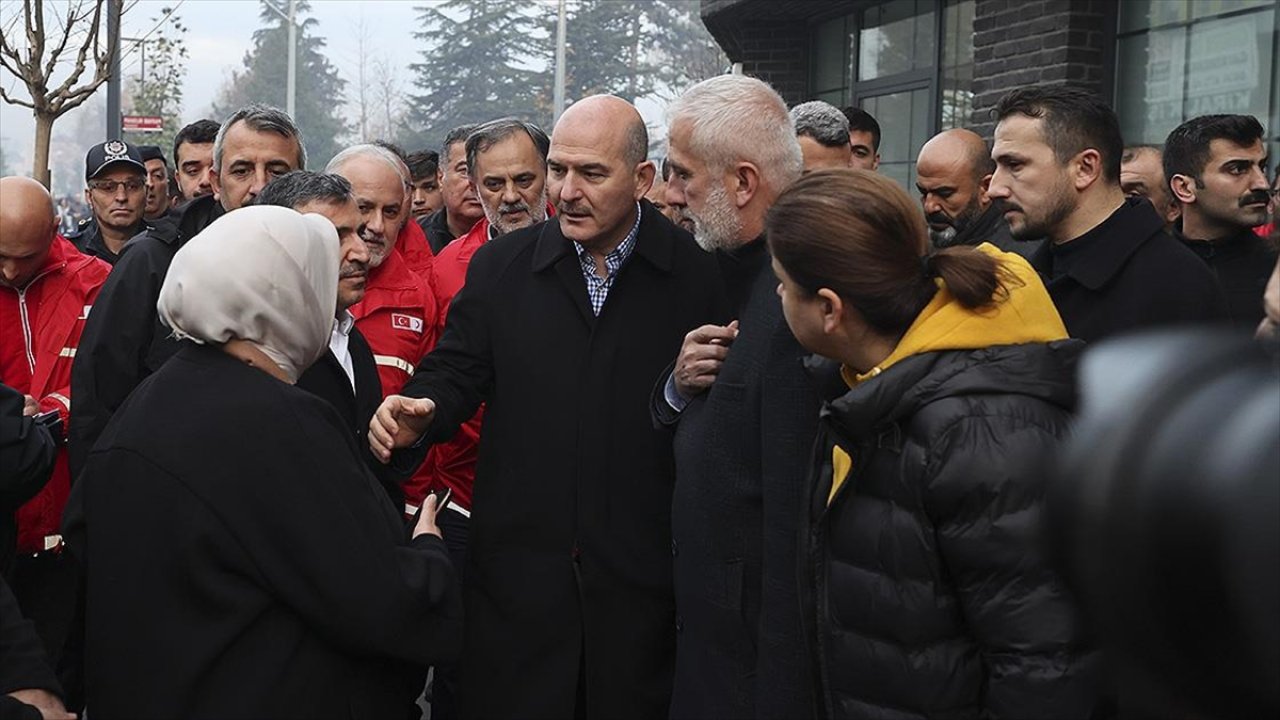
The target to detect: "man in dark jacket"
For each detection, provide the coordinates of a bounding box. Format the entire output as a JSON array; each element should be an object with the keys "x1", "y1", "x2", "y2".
[
  {"x1": 253, "y1": 171, "x2": 399, "y2": 507},
  {"x1": 1164, "y1": 114, "x2": 1279, "y2": 330},
  {"x1": 66, "y1": 140, "x2": 150, "y2": 266},
  {"x1": 137, "y1": 145, "x2": 173, "y2": 222},
  {"x1": 916, "y1": 128, "x2": 1040, "y2": 258},
  {"x1": 369, "y1": 95, "x2": 726, "y2": 719},
  {"x1": 171, "y1": 119, "x2": 219, "y2": 202},
  {"x1": 1120, "y1": 144, "x2": 1181, "y2": 230},
  {"x1": 989, "y1": 86, "x2": 1228, "y2": 342},
  {"x1": 653, "y1": 75, "x2": 822, "y2": 720},
  {"x1": 418, "y1": 124, "x2": 485, "y2": 254},
  {"x1": 68, "y1": 103, "x2": 307, "y2": 481}
]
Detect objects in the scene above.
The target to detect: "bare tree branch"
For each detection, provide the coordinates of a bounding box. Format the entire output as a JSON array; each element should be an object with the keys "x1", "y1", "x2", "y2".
[
  {"x1": 0, "y1": 83, "x2": 36, "y2": 109},
  {"x1": 49, "y1": 0, "x2": 111, "y2": 114},
  {"x1": 42, "y1": 1, "x2": 81, "y2": 82}
]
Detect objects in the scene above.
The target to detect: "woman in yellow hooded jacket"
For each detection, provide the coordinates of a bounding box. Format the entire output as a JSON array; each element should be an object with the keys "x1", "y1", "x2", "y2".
[{"x1": 766, "y1": 170, "x2": 1104, "y2": 720}]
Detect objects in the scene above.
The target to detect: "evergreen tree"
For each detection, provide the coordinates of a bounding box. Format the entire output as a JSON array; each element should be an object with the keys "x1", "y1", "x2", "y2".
[
  {"x1": 553, "y1": 0, "x2": 729, "y2": 105},
  {"x1": 402, "y1": 0, "x2": 554, "y2": 151},
  {"x1": 211, "y1": 1, "x2": 348, "y2": 168},
  {"x1": 557, "y1": 0, "x2": 650, "y2": 102},
  {"x1": 124, "y1": 6, "x2": 188, "y2": 158}
]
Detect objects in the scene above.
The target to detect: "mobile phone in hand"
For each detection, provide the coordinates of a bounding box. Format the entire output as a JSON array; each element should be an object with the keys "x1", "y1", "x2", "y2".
[{"x1": 430, "y1": 487, "x2": 453, "y2": 512}]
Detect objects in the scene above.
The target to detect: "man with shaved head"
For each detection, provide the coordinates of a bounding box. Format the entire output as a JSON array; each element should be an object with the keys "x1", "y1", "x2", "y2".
[
  {"x1": 0, "y1": 176, "x2": 111, "y2": 672},
  {"x1": 915, "y1": 128, "x2": 1038, "y2": 257},
  {"x1": 368, "y1": 95, "x2": 726, "y2": 718}
]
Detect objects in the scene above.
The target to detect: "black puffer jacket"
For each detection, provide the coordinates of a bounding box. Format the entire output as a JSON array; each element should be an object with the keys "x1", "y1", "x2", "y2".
[{"x1": 802, "y1": 340, "x2": 1103, "y2": 720}]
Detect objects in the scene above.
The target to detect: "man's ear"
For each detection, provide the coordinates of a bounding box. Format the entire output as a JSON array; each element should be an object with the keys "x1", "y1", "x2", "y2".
[
  {"x1": 1169, "y1": 174, "x2": 1199, "y2": 205},
  {"x1": 209, "y1": 167, "x2": 222, "y2": 200},
  {"x1": 1073, "y1": 149, "x2": 1105, "y2": 191},
  {"x1": 634, "y1": 160, "x2": 656, "y2": 199},
  {"x1": 730, "y1": 162, "x2": 761, "y2": 209},
  {"x1": 979, "y1": 173, "x2": 994, "y2": 205}
]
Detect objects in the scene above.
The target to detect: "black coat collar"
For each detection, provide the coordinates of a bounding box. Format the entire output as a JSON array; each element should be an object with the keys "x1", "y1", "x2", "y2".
[
  {"x1": 1030, "y1": 197, "x2": 1163, "y2": 290},
  {"x1": 531, "y1": 200, "x2": 676, "y2": 275}
]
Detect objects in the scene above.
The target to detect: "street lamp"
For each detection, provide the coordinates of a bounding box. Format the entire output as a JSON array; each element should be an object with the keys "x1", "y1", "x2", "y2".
[{"x1": 262, "y1": 0, "x2": 299, "y2": 118}]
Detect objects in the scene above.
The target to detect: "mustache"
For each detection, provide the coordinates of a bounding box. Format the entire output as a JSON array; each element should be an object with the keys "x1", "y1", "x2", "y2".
[
  {"x1": 498, "y1": 202, "x2": 530, "y2": 214},
  {"x1": 339, "y1": 262, "x2": 367, "y2": 278},
  {"x1": 925, "y1": 211, "x2": 952, "y2": 227},
  {"x1": 557, "y1": 201, "x2": 589, "y2": 216},
  {"x1": 1241, "y1": 190, "x2": 1271, "y2": 207}
]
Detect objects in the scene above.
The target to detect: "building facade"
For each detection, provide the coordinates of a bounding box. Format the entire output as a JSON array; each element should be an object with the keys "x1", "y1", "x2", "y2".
[{"x1": 701, "y1": 0, "x2": 1279, "y2": 189}]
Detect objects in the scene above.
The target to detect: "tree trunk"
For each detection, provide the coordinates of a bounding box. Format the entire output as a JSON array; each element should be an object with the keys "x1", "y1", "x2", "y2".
[{"x1": 32, "y1": 112, "x2": 54, "y2": 189}]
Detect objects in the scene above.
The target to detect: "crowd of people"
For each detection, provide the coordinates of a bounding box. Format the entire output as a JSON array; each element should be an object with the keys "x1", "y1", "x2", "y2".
[{"x1": 1, "y1": 73, "x2": 1277, "y2": 720}]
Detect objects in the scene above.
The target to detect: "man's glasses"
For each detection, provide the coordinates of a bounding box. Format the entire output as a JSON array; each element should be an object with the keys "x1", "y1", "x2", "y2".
[{"x1": 88, "y1": 179, "x2": 146, "y2": 193}]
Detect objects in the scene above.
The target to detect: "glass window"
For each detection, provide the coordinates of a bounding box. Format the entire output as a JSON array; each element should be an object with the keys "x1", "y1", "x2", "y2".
[
  {"x1": 811, "y1": 15, "x2": 851, "y2": 98},
  {"x1": 859, "y1": 0, "x2": 936, "y2": 81},
  {"x1": 940, "y1": 0, "x2": 975, "y2": 129},
  {"x1": 861, "y1": 87, "x2": 932, "y2": 189},
  {"x1": 1120, "y1": 0, "x2": 1272, "y2": 32},
  {"x1": 1117, "y1": 7, "x2": 1276, "y2": 145}
]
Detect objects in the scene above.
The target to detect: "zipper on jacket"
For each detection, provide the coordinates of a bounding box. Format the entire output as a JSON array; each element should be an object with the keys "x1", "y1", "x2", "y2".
[
  {"x1": 17, "y1": 286, "x2": 35, "y2": 374},
  {"x1": 11, "y1": 264, "x2": 62, "y2": 376}
]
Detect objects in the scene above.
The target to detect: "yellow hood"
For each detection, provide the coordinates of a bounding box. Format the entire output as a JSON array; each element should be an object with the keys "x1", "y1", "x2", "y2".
[{"x1": 846, "y1": 243, "x2": 1068, "y2": 386}]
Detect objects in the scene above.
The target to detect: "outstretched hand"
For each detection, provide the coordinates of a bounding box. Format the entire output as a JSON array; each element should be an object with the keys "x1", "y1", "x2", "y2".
[{"x1": 369, "y1": 395, "x2": 436, "y2": 463}]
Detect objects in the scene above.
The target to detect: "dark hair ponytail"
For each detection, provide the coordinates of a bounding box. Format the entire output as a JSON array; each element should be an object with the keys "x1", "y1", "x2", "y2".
[
  {"x1": 767, "y1": 169, "x2": 1015, "y2": 337},
  {"x1": 923, "y1": 246, "x2": 1015, "y2": 309}
]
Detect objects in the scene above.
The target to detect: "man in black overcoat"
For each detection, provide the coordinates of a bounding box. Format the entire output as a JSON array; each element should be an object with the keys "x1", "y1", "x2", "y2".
[
  {"x1": 69, "y1": 103, "x2": 308, "y2": 481},
  {"x1": 369, "y1": 95, "x2": 727, "y2": 719},
  {"x1": 988, "y1": 86, "x2": 1228, "y2": 343},
  {"x1": 652, "y1": 74, "x2": 824, "y2": 719},
  {"x1": 1164, "y1": 114, "x2": 1279, "y2": 330},
  {"x1": 254, "y1": 171, "x2": 402, "y2": 508}
]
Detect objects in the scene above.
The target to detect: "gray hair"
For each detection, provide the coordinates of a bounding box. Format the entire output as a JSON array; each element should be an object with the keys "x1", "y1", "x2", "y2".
[
  {"x1": 213, "y1": 104, "x2": 307, "y2": 172},
  {"x1": 441, "y1": 124, "x2": 479, "y2": 169},
  {"x1": 791, "y1": 101, "x2": 850, "y2": 148},
  {"x1": 667, "y1": 75, "x2": 802, "y2": 191},
  {"x1": 465, "y1": 118, "x2": 550, "y2": 176},
  {"x1": 324, "y1": 143, "x2": 410, "y2": 187},
  {"x1": 253, "y1": 170, "x2": 353, "y2": 210}
]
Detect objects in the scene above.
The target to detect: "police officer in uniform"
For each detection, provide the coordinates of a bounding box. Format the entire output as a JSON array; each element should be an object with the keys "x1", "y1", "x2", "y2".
[{"x1": 66, "y1": 140, "x2": 151, "y2": 266}]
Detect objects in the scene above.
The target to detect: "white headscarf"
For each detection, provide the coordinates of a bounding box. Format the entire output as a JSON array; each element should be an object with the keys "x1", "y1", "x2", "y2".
[{"x1": 157, "y1": 205, "x2": 339, "y2": 383}]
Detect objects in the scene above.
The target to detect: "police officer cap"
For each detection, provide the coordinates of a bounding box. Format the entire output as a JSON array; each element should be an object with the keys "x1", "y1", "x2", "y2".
[{"x1": 84, "y1": 140, "x2": 146, "y2": 181}]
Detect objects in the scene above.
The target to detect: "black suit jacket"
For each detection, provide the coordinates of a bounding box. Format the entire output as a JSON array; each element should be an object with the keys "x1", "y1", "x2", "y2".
[
  {"x1": 1031, "y1": 197, "x2": 1229, "y2": 343},
  {"x1": 395, "y1": 201, "x2": 727, "y2": 719},
  {"x1": 296, "y1": 327, "x2": 401, "y2": 510}
]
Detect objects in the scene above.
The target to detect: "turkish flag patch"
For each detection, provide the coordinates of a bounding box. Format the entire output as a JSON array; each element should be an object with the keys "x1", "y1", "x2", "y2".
[{"x1": 391, "y1": 313, "x2": 424, "y2": 333}]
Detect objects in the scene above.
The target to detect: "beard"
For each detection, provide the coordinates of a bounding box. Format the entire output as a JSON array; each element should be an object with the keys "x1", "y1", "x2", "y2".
[
  {"x1": 485, "y1": 188, "x2": 547, "y2": 236},
  {"x1": 927, "y1": 197, "x2": 984, "y2": 248},
  {"x1": 685, "y1": 182, "x2": 743, "y2": 252},
  {"x1": 1007, "y1": 177, "x2": 1077, "y2": 241}
]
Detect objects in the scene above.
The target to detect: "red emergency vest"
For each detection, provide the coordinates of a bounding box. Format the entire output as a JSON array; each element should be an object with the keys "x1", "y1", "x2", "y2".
[
  {"x1": 350, "y1": 247, "x2": 438, "y2": 401},
  {"x1": 0, "y1": 236, "x2": 111, "y2": 553}
]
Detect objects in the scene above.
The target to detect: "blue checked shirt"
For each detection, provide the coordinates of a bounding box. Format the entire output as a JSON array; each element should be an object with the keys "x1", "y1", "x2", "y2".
[{"x1": 573, "y1": 203, "x2": 642, "y2": 316}]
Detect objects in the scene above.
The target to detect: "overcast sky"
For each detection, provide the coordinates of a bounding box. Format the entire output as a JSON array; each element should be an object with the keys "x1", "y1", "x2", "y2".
[{"x1": 1, "y1": 0, "x2": 669, "y2": 174}]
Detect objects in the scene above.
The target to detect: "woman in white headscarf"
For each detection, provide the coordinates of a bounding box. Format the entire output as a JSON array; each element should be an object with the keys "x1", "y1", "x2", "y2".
[{"x1": 62, "y1": 206, "x2": 460, "y2": 719}]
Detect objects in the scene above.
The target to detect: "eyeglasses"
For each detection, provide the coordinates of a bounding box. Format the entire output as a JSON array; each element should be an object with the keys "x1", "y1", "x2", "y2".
[{"x1": 88, "y1": 179, "x2": 146, "y2": 193}]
